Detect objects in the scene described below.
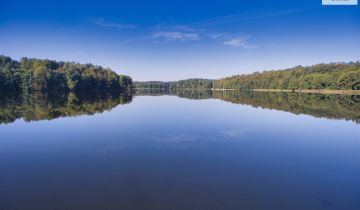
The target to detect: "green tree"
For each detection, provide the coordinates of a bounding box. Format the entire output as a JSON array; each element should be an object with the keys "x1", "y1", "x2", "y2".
[{"x1": 33, "y1": 66, "x2": 48, "y2": 91}]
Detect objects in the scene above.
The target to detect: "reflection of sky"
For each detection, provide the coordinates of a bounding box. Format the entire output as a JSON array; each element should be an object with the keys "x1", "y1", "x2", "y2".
[
  {"x1": 1, "y1": 0, "x2": 360, "y2": 81},
  {"x1": 0, "y1": 96, "x2": 360, "y2": 209},
  {"x1": 1, "y1": 95, "x2": 359, "y2": 164},
  {"x1": 0, "y1": 96, "x2": 360, "y2": 210}
]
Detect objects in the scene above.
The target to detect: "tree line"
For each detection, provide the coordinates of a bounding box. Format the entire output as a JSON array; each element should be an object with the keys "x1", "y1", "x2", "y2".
[
  {"x1": 0, "y1": 55, "x2": 133, "y2": 92},
  {"x1": 170, "y1": 79, "x2": 213, "y2": 90},
  {"x1": 135, "y1": 79, "x2": 213, "y2": 90},
  {"x1": 213, "y1": 62, "x2": 360, "y2": 90},
  {"x1": 135, "y1": 62, "x2": 360, "y2": 91},
  {"x1": 134, "y1": 81, "x2": 173, "y2": 90}
]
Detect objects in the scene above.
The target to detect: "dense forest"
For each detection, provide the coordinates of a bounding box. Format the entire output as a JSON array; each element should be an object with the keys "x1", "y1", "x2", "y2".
[
  {"x1": 136, "y1": 62, "x2": 360, "y2": 91},
  {"x1": 170, "y1": 79, "x2": 213, "y2": 90},
  {"x1": 213, "y1": 62, "x2": 360, "y2": 90},
  {"x1": 3, "y1": 55, "x2": 359, "y2": 93},
  {"x1": 0, "y1": 55, "x2": 133, "y2": 92},
  {"x1": 134, "y1": 81, "x2": 173, "y2": 90},
  {"x1": 135, "y1": 79, "x2": 213, "y2": 90}
]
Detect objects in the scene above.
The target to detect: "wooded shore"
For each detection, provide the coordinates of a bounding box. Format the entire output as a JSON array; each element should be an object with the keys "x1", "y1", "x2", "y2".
[{"x1": 253, "y1": 89, "x2": 360, "y2": 95}]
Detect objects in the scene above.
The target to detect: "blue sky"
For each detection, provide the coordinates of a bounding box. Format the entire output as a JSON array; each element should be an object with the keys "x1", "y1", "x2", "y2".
[{"x1": 1, "y1": 0, "x2": 359, "y2": 81}]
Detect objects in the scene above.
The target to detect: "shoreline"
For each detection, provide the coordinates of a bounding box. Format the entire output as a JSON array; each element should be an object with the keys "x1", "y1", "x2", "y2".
[
  {"x1": 135, "y1": 87, "x2": 360, "y2": 95},
  {"x1": 253, "y1": 89, "x2": 360, "y2": 95}
]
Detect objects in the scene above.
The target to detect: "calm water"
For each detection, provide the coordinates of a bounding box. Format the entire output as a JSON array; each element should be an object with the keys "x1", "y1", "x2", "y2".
[{"x1": 0, "y1": 90, "x2": 359, "y2": 210}]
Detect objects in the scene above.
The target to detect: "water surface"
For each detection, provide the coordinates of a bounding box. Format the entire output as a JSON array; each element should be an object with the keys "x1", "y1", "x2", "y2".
[{"x1": 0, "y1": 90, "x2": 359, "y2": 210}]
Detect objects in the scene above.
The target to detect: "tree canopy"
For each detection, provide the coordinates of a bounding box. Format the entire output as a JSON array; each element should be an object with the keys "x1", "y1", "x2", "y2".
[
  {"x1": 0, "y1": 55, "x2": 133, "y2": 92},
  {"x1": 213, "y1": 62, "x2": 360, "y2": 90},
  {"x1": 135, "y1": 62, "x2": 360, "y2": 91},
  {"x1": 134, "y1": 81, "x2": 173, "y2": 89}
]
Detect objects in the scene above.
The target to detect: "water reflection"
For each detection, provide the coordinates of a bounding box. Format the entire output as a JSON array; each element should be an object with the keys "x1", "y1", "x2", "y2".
[
  {"x1": 137, "y1": 89, "x2": 360, "y2": 123},
  {"x1": 0, "y1": 91, "x2": 133, "y2": 124},
  {"x1": 1, "y1": 89, "x2": 359, "y2": 210},
  {"x1": 1, "y1": 89, "x2": 360, "y2": 124}
]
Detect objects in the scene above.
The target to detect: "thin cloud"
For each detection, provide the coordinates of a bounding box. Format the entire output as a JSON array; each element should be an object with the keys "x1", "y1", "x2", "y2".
[
  {"x1": 154, "y1": 24, "x2": 198, "y2": 32},
  {"x1": 150, "y1": 24, "x2": 257, "y2": 48},
  {"x1": 191, "y1": 9, "x2": 307, "y2": 27},
  {"x1": 92, "y1": 18, "x2": 135, "y2": 29},
  {"x1": 223, "y1": 38, "x2": 247, "y2": 47},
  {"x1": 152, "y1": 31, "x2": 200, "y2": 42},
  {"x1": 149, "y1": 24, "x2": 204, "y2": 43},
  {"x1": 223, "y1": 36, "x2": 257, "y2": 49}
]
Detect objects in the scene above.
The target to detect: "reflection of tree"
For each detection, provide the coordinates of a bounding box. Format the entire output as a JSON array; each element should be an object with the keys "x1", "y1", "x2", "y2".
[
  {"x1": 3, "y1": 89, "x2": 359, "y2": 124},
  {"x1": 137, "y1": 89, "x2": 360, "y2": 123},
  {"x1": 0, "y1": 91, "x2": 133, "y2": 124},
  {"x1": 135, "y1": 88, "x2": 172, "y2": 96},
  {"x1": 214, "y1": 91, "x2": 360, "y2": 123},
  {"x1": 174, "y1": 89, "x2": 213, "y2": 99}
]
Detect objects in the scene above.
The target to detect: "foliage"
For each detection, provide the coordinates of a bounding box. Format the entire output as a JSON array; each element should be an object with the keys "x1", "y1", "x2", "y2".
[
  {"x1": 135, "y1": 79, "x2": 213, "y2": 91},
  {"x1": 136, "y1": 62, "x2": 360, "y2": 91},
  {"x1": 0, "y1": 55, "x2": 133, "y2": 92},
  {"x1": 213, "y1": 62, "x2": 360, "y2": 90},
  {"x1": 170, "y1": 79, "x2": 213, "y2": 90},
  {"x1": 134, "y1": 81, "x2": 173, "y2": 90}
]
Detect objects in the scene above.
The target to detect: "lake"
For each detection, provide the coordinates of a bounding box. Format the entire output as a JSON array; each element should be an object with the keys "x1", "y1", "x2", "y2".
[{"x1": 0, "y1": 90, "x2": 359, "y2": 210}]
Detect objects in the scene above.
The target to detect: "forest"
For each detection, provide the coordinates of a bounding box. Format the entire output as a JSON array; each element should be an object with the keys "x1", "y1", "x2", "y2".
[
  {"x1": 134, "y1": 81, "x2": 173, "y2": 90},
  {"x1": 0, "y1": 55, "x2": 133, "y2": 92},
  {"x1": 2, "y1": 55, "x2": 359, "y2": 93},
  {"x1": 213, "y1": 62, "x2": 360, "y2": 90},
  {"x1": 170, "y1": 79, "x2": 213, "y2": 90},
  {"x1": 135, "y1": 62, "x2": 360, "y2": 91},
  {"x1": 135, "y1": 79, "x2": 213, "y2": 90}
]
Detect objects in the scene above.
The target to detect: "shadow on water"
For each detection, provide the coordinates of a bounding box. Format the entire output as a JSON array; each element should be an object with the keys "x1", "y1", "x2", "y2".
[
  {"x1": 0, "y1": 91, "x2": 133, "y2": 124},
  {"x1": 136, "y1": 88, "x2": 360, "y2": 123}
]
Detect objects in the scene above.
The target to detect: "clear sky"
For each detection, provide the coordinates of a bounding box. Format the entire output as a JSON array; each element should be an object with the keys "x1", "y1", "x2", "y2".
[{"x1": 1, "y1": 0, "x2": 359, "y2": 81}]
